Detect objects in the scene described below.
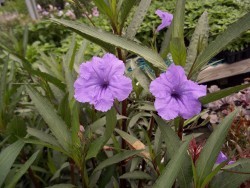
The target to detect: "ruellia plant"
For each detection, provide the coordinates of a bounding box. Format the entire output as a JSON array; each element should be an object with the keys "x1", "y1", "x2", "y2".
[{"x1": 0, "y1": 0, "x2": 250, "y2": 187}]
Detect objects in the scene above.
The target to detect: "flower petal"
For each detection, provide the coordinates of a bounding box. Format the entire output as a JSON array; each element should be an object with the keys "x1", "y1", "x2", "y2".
[
  {"x1": 154, "y1": 97, "x2": 179, "y2": 120},
  {"x1": 181, "y1": 80, "x2": 207, "y2": 99},
  {"x1": 109, "y1": 75, "x2": 132, "y2": 101},
  {"x1": 155, "y1": 10, "x2": 173, "y2": 31},
  {"x1": 150, "y1": 75, "x2": 171, "y2": 98},
  {"x1": 216, "y1": 151, "x2": 228, "y2": 164},
  {"x1": 74, "y1": 77, "x2": 99, "y2": 103},
  {"x1": 177, "y1": 95, "x2": 202, "y2": 119}
]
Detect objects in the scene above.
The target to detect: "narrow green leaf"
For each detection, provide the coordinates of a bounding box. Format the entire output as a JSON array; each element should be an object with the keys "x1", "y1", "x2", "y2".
[
  {"x1": 186, "y1": 11, "x2": 209, "y2": 75},
  {"x1": 6, "y1": 117, "x2": 27, "y2": 143},
  {"x1": 93, "y1": 0, "x2": 113, "y2": 19},
  {"x1": 5, "y1": 151, "x2": 39, "y2": 188},
  {"x1": 22, "y1": 25, "x2": 28, "y2": 56},
  {"x1": 152, "y1": 139, "x2": 191, "y2": 188},
  {"x1": 50, "y1": 162, "x2": 69, "y2": 181},
  {"x1": 210, "y1": 159, "x2": 250, "y2": 188},
  {"x1": 51, "y1": 18, "x2": 166, "y2": 70},
  {"x1": 46, "y1": 184, "x2": 76, "y2": 188},
  {"x1": 93, "y1": 150, "x2": 142, "y2": 173},
  {"x1": 115, "y1": 128, "x2": 150, "y2": 159},
  {"x1": 200, "y1": 161, "x2": 227, "y2": 188},
  {"x1": 0, "y1": 140, "x2": 25, "y2": 187},
  {"x1": 70, "y1": 102, "x2": 81, "y2": 151},
  {"x1": 196, "y1": 110, "x2": 238, "y2": 186},
  {"x1": 128, "y1": 112, "x2": 151, "y2": 128},
  {"x1": 170, "y1": 37, "x2": 187, "y2": 66},
  {"x1": 86, "y1": 107, "x2": 117, "y2": 159},
  {"x1": 154, "y1": 115, "x2": 193, "y2": 188},
  {"x1": 125, "y1": 0, "x2": 152, "y2": 40},
  {"x1": 159, "y1": 24, "x2": 172, "y2": 59},
  {"x1": 119, "y1": 171, "x2": 153, "y2": 180},
  {"x1": 172, "y1": 0, "x2": 186, "y2": 38},
  {"x1": 119, "y1": 0, "x2": 137, "y2": 28},
  {"x1": 62, "y1": 37, "x2": 76, "y2": 100},
  {"x1": 189, "y1": 12, "x2": 250, "y2": 78},
  {"x1": 74, "y1": 40, "x2": 88, "y2": 68},
  {"x1": 200, "y1": 84, "x2": 250, "y2": 105},
  {"x1": 23, "y1": 139, "x2": 68, "y2": 156},
  {"x1": 0, "y1": 60, "x2": 8, "y2": 113},
  {"x1": 26, "y1": 85, "x2": 70, "y2": 151},
  {"x1": 27, "y1": 127, "x2": 61, "y2": 148}
]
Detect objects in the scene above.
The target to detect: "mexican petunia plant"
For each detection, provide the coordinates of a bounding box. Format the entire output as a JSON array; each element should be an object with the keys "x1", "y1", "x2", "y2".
[{"x1": 0, "y1": 0, "x2": 250, "y2": 188}]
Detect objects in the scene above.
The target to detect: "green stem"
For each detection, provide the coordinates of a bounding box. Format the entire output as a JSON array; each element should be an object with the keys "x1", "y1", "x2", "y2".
[
  {"x1": 79, "y1": 160, "x2": 89, "y2": 188},
  {"x1": 178, "y1": 118, "x2": 184, "y2": 140}
]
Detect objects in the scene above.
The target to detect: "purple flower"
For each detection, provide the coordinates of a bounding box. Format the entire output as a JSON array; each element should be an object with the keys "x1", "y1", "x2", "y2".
[
  {"x1": 74, "y1": 53, "x2": 132, "y2": 112},
  {"x1": 216, "y1": 151, "x2": 235, "y2": 164},
  {"x1": 155, "y1": 10, "x2": 173, "y2": 32},
  {"x1": 216, "y1": 151, "x2": 228, "y2": 164},
  {"x1": 150, "y1": 64, "x2": 206, "y2": 120}
]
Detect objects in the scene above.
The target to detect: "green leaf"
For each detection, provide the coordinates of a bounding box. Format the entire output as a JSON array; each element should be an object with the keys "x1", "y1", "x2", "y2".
[
  {"x1": 51, "y1": 19, "x2": 166, "y2": 71},
  {"x1": 23, "y1": 139, "x2": 68, "y2": 156},
  {"x1": 125, "y1": 0, "x2": 152, "y2": 40},
  {"x1": 93, "y1": 150, "x2": 142, "y2": 173},
  {"x1": 200, "y1": 161, "x2": 227, "y2": 188},
  {"x1": 86, "y1": 107, "x2": 117, "y2": 159},
  {"x1": 70, "y1": 102, "x2": 81, "y2": 152},
  {"x1": 93, "y1": 0, "x2": 113, "y2": 20},
  {"x1": 62, "y1": 35, "x2": 77, "y2": 100},
  {"x1": 0, "y1": 60, "x2": 8, "y2": 114},
  {"x1": 170, "y1": 37, "x2": 187, "y2": 66},
  {"x1": 210, "y1": 159, "x2": 250, "y2": 188},
  {"x1": 159, "y1": 25, "x2": 172, "y2": 59},
  {"x1": 119, "y1": 0, "x2": 137, "y2": 29},
  {"x1": 128, "y1": 112, "x2": 151, "y2": 128},
  {"x1": 120, "y1": 171, "x2": 153, "y2": 180},
  {"x1": 50, "y1": 162, "x2": 69, "y2": 181},
  {"x1": 6, "y1": 117, "x2": 27, "y2": 143},
  {"x1": 196, "y1": 110, "x2": 238, "y2": 186},
  {"x1": 46, "y1": 184, "x2": 76, "y2": 188},
  {"x1": 0, "y1": 58, "x2": 9, "y2": 130},
  {"x1": 154, "y1": 115, "x2": 193, "y2": 188},
  {"x1": 115, "y1": 128, "x2": 150, "y2": 159},
  {"x1": 172, "y1": 0, "x2": 186, "y2": 38},
  {"x1": 26, "y1": 85, "x2": 70, "y2": 151},
  {"x1": 27, "y1": 127, "x2": 61, "y2": 148},
  {"x1": 186, "y1": 11, "x2": 209, "y2": 75},
  {"x1": 200, "y1": 84, "x2": 250, "y2": 105},
  {"x1": 152, "y1": 139, "x2": 191, "y2": 188},
  {"x1": 5, "y1": 150, "x2": 39, "y2": 188},
  {"x1": 0, "y1": 140, "x2": 25, "y2": 187},
  {"x1": 189, "y1": 12, "x2": 250, "y2": 79}
]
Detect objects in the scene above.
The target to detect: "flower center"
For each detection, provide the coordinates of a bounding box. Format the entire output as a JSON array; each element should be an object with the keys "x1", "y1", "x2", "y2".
[
  {"x1": 101, "y1": 81, "x2": 109, "y2": 89},
  {"x1": 171, "y1": 91, "x2": 180, "y2": 99}
]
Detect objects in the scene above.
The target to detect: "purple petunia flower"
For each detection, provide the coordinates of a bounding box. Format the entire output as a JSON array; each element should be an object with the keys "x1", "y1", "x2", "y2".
[
  {"x1": 155, "y1": 10, "x2": 173, "y2": 32},
  {"x1": 150, "y1": 64, "x2": 206, "y2": 120},
  {"x1": 74, "y1": 53, "x2": 132, "y2": 112},
  {"x1": 216, "y1": 151, "x2": 235, "y2": 164}
]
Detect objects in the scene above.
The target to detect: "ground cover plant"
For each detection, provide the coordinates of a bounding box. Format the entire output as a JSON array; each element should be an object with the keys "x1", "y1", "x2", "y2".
[{"x1": 0, "y1": 0, "x2": 250, "y2": 187}]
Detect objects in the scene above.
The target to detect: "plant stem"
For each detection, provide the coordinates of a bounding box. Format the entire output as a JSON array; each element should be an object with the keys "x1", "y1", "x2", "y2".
[
  {"x1": 21, "y1": 151, "x2": 40, "y2": 188},
  {"x1": 120, "y1": 99, "x2": 127, "y2": 188},
  {"x1": 79, "y1": 163, "x2": 89, "y2": 188},
  {"x1": 178, "y1": 118, "x2": 184, "y2": 140},
  {"x1": 69, "y1": 159, "x2": 76, "y2": 185}
]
